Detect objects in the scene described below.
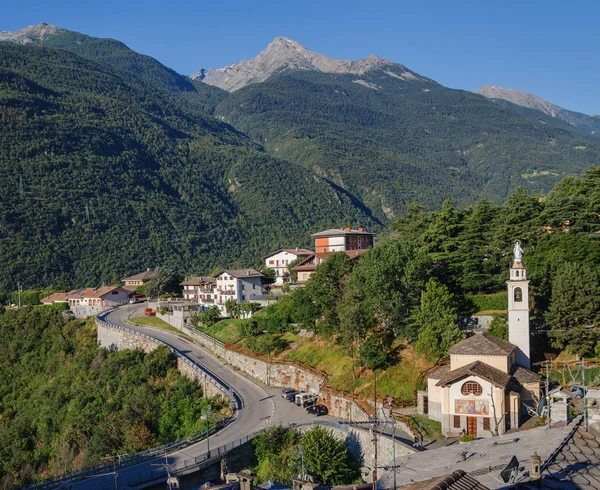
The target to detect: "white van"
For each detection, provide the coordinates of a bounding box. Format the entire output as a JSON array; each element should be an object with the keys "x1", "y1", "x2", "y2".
[{"x1": 295, "y1": 393, "x2": 317, "y2": 407}]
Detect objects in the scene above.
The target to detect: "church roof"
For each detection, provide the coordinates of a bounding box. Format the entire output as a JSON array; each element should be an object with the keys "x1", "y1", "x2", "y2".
[
  {"x1": 511, "y1": 365, "x2": 542, "y2": 384},
  {"x1": 427, "y1": 364, "x2": 451, "y2": 380},
  {"x1": 448, "y1": 333, "x2": 516, "y2": 357},
  {"x1": 436, "y1": 361, "x2": 512, "y2": 389}
]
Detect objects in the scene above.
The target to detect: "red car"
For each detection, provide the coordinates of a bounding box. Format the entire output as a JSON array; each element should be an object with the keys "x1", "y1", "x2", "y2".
[{"x1": 143, "y1": 308, "x2": 156, "y2": 316}]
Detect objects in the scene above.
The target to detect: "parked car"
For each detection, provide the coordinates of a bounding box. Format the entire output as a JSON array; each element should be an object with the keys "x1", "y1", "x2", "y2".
[
  {"x1": 295, "y1": 393, "x2": 317, "y2": 407},
  {"x1": 569, "y1": 386, "x2": 586, "y2": 399},
  {"x1": 285, "y1": 391, "x2": 302, "y2": 402},
  {"x1": 143, "y1": 308, "x2": 156, "y2": 316},
  {"x1": 306, "y1": 404, "x2": 328, "y2": 416},
  {"x1": 130, "y1": 294, "x2": 146, "y2": 304},
  {"x1": 282, "y1": 388, "x2": 298, "y2": 399}
]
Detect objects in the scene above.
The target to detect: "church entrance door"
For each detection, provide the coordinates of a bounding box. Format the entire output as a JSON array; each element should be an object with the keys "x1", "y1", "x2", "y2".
[{"x1": 467, "y1": 417, "x2": 478, "y2": 437}]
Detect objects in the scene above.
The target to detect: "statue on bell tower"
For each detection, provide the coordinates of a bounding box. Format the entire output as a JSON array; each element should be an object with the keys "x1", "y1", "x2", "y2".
[{"x1": 513, "y1": 241, "x2": 523, "y2": 262}]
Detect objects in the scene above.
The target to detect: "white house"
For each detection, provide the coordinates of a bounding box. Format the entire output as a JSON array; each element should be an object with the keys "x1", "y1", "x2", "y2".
[
  {"x1": 263, "y1": 248, "x2": 313, "y2": 285},
  {"x1": 212, "y1": 269, "x2": 266, "y2": 314},
  {"x1": 42, "y1": 287, "x2": 130, "y2": 308}
]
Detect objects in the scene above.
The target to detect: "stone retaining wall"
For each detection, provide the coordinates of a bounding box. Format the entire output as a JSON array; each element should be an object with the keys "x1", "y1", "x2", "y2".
[
  {"x1": 97, "y1": 322, "x2": 228, "y2": 402},
  {"x1": 176, "y1": 323, "x2": 370, "y2": 422}
]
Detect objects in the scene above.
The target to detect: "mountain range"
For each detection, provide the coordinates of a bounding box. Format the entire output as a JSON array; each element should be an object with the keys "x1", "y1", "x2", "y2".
[{"x1": 0, "y1": 23, "x2": 599, "y2": 290}]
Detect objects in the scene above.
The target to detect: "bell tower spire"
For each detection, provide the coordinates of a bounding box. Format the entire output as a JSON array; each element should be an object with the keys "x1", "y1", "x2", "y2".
[{"x1": 507, "y1": 241, "x2": 531, "y2": 368}]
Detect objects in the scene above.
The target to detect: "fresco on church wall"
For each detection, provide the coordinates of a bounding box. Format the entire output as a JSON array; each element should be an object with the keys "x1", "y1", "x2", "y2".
[{"x1": 455, "y1": 399, "x2": 490, "y2": 415}]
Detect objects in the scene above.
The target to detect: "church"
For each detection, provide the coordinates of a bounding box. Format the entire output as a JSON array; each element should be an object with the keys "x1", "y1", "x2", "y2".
[{"x1": 426, "y1": 242, "x2": 542, "y2": 437}]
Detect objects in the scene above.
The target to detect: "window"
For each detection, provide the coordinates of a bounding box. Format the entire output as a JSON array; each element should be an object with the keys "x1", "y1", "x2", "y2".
[
  {"x1": 514, "y1": 287, "x2": 523, "y2": 302},
  {"x1": 461, "y1": 381, "x2": 483, "y2": 396},
  {"x1": 242, "y1": 295, "x2": 246, "y2": 300},
  {"x1": 112, "y1": 291, "x2": 119, "y2": 295},
  {"x1": 269, "y1": 260, "x2": 274, "y2": 265},
  {"x1": 515, "y1": 270, "x2": 519, "y2": 277},
  {"x1": 454, "y1": 415, "x2": 461, "y2": 429},
  {"x1": 483, "y1": 418, "x2": 490, "y2": 430}
]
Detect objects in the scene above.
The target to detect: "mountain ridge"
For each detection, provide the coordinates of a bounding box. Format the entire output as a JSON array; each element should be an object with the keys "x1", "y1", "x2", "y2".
[
  {"x1": 192, "y1": 36, "x2": 428, "y2": 92},
  {"x1": 475, "y1": 84, "x2": 599, "y2": 135}
]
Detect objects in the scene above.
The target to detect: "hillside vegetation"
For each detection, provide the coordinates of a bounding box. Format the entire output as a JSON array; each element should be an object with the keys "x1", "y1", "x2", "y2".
[
  {"x1": 200, "y1": 169, "x2": 600, "y2": 392},
  {"x1": 214, "y1": 69, "x2": 600, "y2": 221},
  {"x1": 0, "y1": 306, "x2": 223, "y2": 487},
  {"x1": 0, "y1": 43, "x2": 379, "y2": 292}
]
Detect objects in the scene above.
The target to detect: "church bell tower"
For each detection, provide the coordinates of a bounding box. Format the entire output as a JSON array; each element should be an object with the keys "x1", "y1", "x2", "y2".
[{"x1": 507, "y1": 241, "x2": 531, "y2": 369}]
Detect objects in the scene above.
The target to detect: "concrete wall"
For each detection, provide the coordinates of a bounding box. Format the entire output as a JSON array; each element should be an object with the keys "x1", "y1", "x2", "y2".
[{"x1": 72, "y1": 305, "x2": 112, "y2": 318}]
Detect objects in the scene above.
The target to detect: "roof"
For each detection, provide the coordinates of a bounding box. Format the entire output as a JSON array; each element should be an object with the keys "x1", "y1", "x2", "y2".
[
  {"x1": 40, "y1": 292, "x2": 69, "y2": 303},
  {"x1": 256, "y1": 481, "x2": 292, "y2": 490},
  {"x1": 436, "y1": 361, "x2": 512, "y2": 389},
  {"x1": 180, "y1": 276, "x2": 216, "y2": 286},
  {"x1": 122, "y1": 269, "x2": 154, "y2": 282},
  {"x1": 54, "y1": 286, "x2": 128, "y2": 300},
  {"x1": 399, "y1": 470, "x2": 489, "y2": 489},
  {"x1": 290, "y1": 250, "x2": 368, "y2": 272},
  {"x1": 448, "y1": 333, "x2": 516, "y2": 357},
  {"x1": 311, "y1": 228, "x2": 376, "y2": 238},
  {"x1": 263, "y1": 248, "x2": 313, "y2": 259},
  {"x1": 428, "y1": 364, "x2": 451, "y2": 380},
  {"x1": 511, "y1": 365, "x2": 542, "y2": 384},
  {"x1": 540, "y1": 425, "x2": 600, "y2": 488},
  {"x1": 218, "y1": 269, "x2": 265, "y2": 279}
]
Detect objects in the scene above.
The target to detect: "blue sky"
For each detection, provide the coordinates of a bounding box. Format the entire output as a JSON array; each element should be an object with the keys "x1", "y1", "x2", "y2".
[{"x1": 3, "y1": 0, "x2": 599, "y2": 114}]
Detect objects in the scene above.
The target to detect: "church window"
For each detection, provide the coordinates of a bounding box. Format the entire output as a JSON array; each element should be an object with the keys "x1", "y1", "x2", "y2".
[
  {"x1": 483, "y1": 418, "x2": 490, "y2": 430},
  {"x1": 461, "y1": 381, "x2": 483, "y2": 396},
  {"x1": 454, "y1": 415, "x2": 461, "y2": 428},
  {"x1": 514, "y1": 287, "x2": 523, "y2": 302},
  {"x1": 515, "y1": 270, "x2": 519, "y2": 277}
]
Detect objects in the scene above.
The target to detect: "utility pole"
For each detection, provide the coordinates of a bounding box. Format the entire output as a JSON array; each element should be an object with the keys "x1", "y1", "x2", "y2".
[
  {"x1": 582, "y1": 359, "x2": 588, "y2": 431},
  {"x1": 17, "y1": 282, "x2": 22, "y2": 309},
  {"x1": 205, "y1": 405, "x2": 212, "y2": 458},
  {"x1": 372, "y1": 369, "x2": 378, "y2": 490},
  {"x1": 545, "y1": 361, "x2": 551, "y2": 430},
  {"x1": 151, "y1": 450, "x2": 179, "y2": 489}
]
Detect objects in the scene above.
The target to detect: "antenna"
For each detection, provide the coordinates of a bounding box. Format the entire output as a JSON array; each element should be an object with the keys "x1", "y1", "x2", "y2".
[{"x1": 18, "y1": 174, "x2": 24, "y2": 197}]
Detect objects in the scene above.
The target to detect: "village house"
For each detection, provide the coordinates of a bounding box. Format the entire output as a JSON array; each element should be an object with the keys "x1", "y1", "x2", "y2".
[
  {"x1": 291, "y1": 250, "x2": 368, "y2": 284},
  {"x1": 41, "y1": 286, "x2": 131, "y2": 308},
  {"x1": 425, "y1": 242, "x2": 541, "y2": 438},
  {"x1": 208, "y1": 269, "x2": 266, "y2": 315},
  {"x1": 311, "y1": 227, "x2": 375, "y2": 253},
  {"x1": 180, "y1": 276, "x2": 216, "y2": 303},
  {"x1": 263, "y1": 248, "x2": 313, "y2": 286},
  {"x1": 121, "y1": 268, "x2": 154, "y2": 292}
]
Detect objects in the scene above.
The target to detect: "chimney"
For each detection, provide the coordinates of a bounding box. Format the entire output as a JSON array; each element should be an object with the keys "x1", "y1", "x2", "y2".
[
  {"x1": 358, "y1": 227, "x2": 364, "y2": 233},
  {"x1": 146, "y1": 267, "x2": 150, "y2": 272},
  {"x1": 345, "y1": 227, "x2": 351, "y2": 232},
  {"x1": 237, "y1": 470, "x2": 254, "y2": 490}
]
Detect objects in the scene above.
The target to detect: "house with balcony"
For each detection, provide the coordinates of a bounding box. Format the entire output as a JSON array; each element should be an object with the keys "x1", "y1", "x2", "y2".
[
  {"x1": 180, "y1": 276, "x2": 216, "y2": 304},
  {"x1": 263, "y1": 248, "x2": 313, "y2": 285},
  {"x1": 211, "y1": 269, "x2": 266, "y2": 314}
]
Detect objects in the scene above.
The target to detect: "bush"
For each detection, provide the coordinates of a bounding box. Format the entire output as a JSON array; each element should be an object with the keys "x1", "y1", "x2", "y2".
[{"x1": 459, "y1": 434, "x2": 474, "y2": 443}]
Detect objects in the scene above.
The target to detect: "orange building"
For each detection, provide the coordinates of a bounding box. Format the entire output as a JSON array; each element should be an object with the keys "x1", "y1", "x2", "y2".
[{"x1": 311, "y1": 227, "x2": 375, "y2": 253}]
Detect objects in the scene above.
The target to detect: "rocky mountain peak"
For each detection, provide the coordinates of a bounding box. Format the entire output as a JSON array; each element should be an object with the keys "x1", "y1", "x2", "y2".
[
  {"x1": 0, "y1": 23, "x2": 64, "y2": 44},
  {"x1": 192, "y1": 37, "x2": 398, "y2": 92},
  {"x1": 475, "y1": 84, "x2": 599, "y2": 134}
]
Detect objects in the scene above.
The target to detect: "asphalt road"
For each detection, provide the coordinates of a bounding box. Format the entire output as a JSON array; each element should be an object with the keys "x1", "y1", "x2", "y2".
[{"x1": 70, "y1": 305, "x2": 337, "y2": 489}]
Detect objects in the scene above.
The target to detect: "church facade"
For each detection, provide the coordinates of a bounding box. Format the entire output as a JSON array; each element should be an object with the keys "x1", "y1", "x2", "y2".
[{"x1": 426, "y1": 242, "x2": 541, "y2": 438}]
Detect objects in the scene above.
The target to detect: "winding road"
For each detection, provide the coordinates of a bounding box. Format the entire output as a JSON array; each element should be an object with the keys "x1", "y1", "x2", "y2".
[{"x1": 69, "y1": 304, "x2": 337, "y2": 489}]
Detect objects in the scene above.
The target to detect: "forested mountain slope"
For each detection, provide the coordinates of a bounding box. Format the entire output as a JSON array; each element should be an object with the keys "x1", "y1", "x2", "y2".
[
  {"x1": 0, "y1": 43, "x2": 380, "y2": 291},
  {"x1": 213, "y1": 67, "x2": 600, "y2": 221}
]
